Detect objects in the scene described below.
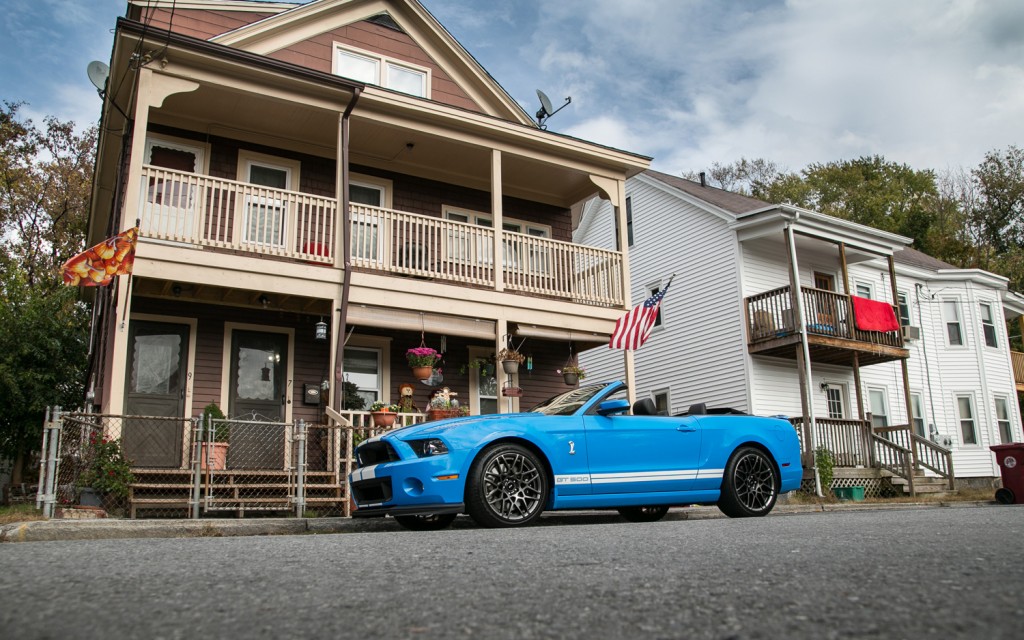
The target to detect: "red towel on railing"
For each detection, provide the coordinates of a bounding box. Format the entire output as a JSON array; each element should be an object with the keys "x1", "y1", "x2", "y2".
[{"x1": 851, "y1": 296, "x2": 900, "y2": 332}]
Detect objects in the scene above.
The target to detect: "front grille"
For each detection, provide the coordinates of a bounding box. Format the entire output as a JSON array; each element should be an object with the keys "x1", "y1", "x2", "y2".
[
  {"x1": 357, "y1": 440, "x2": 400, "y2": 468},
  {"x1": 352, "y1": 477, "x2": 393, "y2": 504}
]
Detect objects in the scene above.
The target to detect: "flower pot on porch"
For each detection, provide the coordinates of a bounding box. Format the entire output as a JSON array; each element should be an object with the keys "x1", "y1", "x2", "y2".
[
  {"x1": 501, "y1": 360, "x2": 520, "y2": 375},
  {"x1": 411, "y1": 365, "x2": 434, "y2": 380},
  {"x1": 371, "y1": 411, "x2": 397, "y2": 428},
  {"x1": 427, "y1": 409, "x2": 462, "y2": 421},
  {"x1": 562, "y1": 372, "x2": 579, "y2": 386},
  {"x1": 200, "y1": 442, "x2": 229, "y2": 471}
]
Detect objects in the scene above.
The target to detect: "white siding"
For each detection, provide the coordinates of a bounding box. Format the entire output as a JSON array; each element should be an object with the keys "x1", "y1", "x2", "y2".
[{"x1": 577, "y1": 177, "x2": 748, "y2": 413}]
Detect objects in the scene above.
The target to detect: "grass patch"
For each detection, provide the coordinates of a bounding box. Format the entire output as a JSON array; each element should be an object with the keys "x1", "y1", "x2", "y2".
[{"x1": 0, "y1": 503, "x2": 47, "y2": 525}]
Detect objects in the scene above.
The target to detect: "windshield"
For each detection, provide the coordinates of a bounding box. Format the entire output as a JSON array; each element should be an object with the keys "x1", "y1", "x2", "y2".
[{"x1": 529, "y1": 384, "x2": 610, "y2": 416}]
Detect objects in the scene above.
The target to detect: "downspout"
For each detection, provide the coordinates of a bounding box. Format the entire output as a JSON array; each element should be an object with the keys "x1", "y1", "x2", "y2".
[
  {"x1": 916, "y1": 284, "x2": 939, "y2": 439},
  {"x1": 333, "y1": 87, "x2": 362, "y2": 410},
  {"x1": 785, "y1": 219, "x2": 822, "y2": 496}
]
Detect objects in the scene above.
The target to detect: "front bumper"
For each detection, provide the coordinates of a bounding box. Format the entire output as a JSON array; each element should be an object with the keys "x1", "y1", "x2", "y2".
[
  {"x1": 349, "y1": 446, "x2": 466, "y2": 516},
  {"x1": 350, "y1": 502, "x2": 466, "y2": 519}
]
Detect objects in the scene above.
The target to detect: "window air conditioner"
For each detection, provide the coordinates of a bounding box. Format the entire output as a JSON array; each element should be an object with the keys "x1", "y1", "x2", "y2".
[{"x1": 901, "y1": 325, "x2": 921, "y2": 341}]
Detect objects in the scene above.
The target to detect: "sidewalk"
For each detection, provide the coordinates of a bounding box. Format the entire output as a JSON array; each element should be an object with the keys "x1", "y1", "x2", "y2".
[{"x1": 0, "y1": 500, "x2": 997, "y2": 543}]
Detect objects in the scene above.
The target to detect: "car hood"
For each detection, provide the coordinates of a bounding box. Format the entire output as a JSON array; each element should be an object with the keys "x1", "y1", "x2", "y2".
[{"x1": 386, "y1": 413, "x2": 532, "y2": 439}]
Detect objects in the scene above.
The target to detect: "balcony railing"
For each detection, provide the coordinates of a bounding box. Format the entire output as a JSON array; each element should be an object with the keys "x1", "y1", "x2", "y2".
[
  {"x1": 137, "y1": 166, "x2": 624, "y2": 306},
  {"x1": 1012, "y1": 351, "x2": 1024, "y2": 388},
  {"x1": 747, "y1": 285, "x2": 903, "y2": 348}
]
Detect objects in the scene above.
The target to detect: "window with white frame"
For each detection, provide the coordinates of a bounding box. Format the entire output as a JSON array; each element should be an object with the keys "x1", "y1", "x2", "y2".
[
  {"x1": 652, "y1": 389, "x2": 670, "y2": 415},
  {"x1": 956, "y1": 394, "x2": 978, "y2": 445},
  {"x1": 825, "y1": 384, "x2": 845, "y2": 419},
  {"x1": 855, "y1": 282, "x2": 873, "y2": 299},
  {"x1": 910, "y1": 393, "x2": 925, "y2": 437},
  {"x1": 335, "y1": 44, "x2": 428, "y2": 97},
  {"x1": 141, "y1": 136, "x2": 207, "y2": 240},
  {"x1": 942, "y1": 300, "x2": 964, "y2": 346},
  {"x1": 443, "y1": 207, "x2": 551, "y2": 270},
  {"x1": 349, "y1": 176, "x2": 391, "y2": 263},
  {"x1": 237, "y1": 151, "x2": 300, "y2": 248},
  {"x1": 343, "y1": 347, "x2": 382, "y2": 408},
  {"x1": 980, "y1": 302, "x2": 998, "y2": 348},
  {"x1": 868, "y1": 388, "x2": 889, "y2": 428},
  {"x1": 648, "y1": 284, "x2": 665, "y2": 328},
  {"x1": 995, "y1": 396, "x2": 1013, "y2": 444},
  {"x1": 625, "y1": 196, "x2": 635, "y2": 248},
  {"x1": 468, "y1": 346, "x2": 497, "y2": 415},
  {"x1": 897, "y1": 292, "x2": 911, "y2": 327}
]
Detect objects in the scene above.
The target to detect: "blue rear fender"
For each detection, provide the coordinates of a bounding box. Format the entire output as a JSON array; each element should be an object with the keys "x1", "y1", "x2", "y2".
[{"x1": 694, "y1": 416, "x2": 802, "y2": 493}]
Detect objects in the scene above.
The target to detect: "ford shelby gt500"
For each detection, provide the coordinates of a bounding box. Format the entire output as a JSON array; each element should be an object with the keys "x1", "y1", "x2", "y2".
[{"x1": 349, "y1": 381, "x2": 802, "y2": 530}]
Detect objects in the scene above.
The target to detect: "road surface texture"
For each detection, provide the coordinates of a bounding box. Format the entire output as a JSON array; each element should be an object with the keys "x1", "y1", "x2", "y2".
[{"x1": 1, "y1": 506, "x2": 1021, "y2": 639}]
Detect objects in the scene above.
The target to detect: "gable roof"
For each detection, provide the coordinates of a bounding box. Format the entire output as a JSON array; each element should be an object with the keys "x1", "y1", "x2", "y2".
[
  {"x1": 893, "y1": 247, "x2": 959, "y2": 272},
  {"x1": 208, "y1": 0, "x2": 535, "y2": 125},
  {"x1": 643, "y1": 169, "x2": 771, "y2": 215}
]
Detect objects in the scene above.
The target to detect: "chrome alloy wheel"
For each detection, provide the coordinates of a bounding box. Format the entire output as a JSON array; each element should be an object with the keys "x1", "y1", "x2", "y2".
[
  {"x1": 732, "y1": 451, "x2": 777, "y2": 512},
  {"x1": 482, "y1": 451, "x2": 544, "y2": 521}
]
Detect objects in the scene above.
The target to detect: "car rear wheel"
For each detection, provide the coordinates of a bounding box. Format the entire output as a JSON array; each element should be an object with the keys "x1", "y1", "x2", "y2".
[
  {"x1": 618, "y1": 505, "x2": 670, "y2": 522},
  {"x1": 394, "y1": 513, "x2": 457, "y2": 531},
  {"x1": 717, "y1": 446, "x2": 779, "y2": 518},
  {"x1": 466, "y1": 443, "x2": 548, "y2": 528}
]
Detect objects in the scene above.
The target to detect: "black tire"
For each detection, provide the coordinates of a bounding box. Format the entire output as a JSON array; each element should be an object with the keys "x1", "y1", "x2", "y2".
[
  {"x1": 995, "y1": 487, "x2": 1015, "y2": 505},
  {"x1": 394, "y1": 513, "x2": 457, "y2": 531},
  {"x1": 465, "y1": 443, "x2": 549, "y2": 528},
  {"x1": 618, "y1": 505, "x2": 670, "y2": 522},
  {"x1": 717, "y1": 446, "x2": 779, "y2": 518}
]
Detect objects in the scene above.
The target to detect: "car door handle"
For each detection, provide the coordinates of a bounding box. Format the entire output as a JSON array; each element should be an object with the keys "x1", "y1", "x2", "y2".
[{"x1": 676, "y1": 425, "x2": 697, "y2": 432}]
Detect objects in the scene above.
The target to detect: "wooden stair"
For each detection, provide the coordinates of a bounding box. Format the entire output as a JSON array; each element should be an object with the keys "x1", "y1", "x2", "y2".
[{"x1": 887, "y1": 470, "x2": 958, "y2": 497}]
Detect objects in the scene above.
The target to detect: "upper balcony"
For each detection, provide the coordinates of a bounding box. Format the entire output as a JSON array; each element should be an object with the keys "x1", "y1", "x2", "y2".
[
  {"x1": 138, "y1": 165, "x2": 625, "y2": 308},
  {"x1": 745, "y1": 285, "x2": 908, "y2": 366}
]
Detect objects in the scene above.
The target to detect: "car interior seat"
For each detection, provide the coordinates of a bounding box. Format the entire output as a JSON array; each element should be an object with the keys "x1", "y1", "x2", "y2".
[{"x1": 632, "y1": 398, "x2": 658, "y2": 416}]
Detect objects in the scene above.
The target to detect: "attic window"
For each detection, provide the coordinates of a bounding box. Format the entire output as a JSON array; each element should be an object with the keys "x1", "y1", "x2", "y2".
[
  {"x1": 366, "y1": 13, "x2": 404, "y2": 32},
  {"x1": 334, "y1": 43, "x2": 429, "y2": 98}
]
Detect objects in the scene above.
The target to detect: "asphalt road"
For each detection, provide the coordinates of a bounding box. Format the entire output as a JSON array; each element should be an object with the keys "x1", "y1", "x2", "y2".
[{"x1": 1, "y1": 506, "x2": 1022, "y2": 639}]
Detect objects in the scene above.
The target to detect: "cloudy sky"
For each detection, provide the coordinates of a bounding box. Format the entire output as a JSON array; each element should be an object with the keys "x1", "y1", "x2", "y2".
[{"x1": 2, "y1": 0, "x2": 1022, "y2": 175}]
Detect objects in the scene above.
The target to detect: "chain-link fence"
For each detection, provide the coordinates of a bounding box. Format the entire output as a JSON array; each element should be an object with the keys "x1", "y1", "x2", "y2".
[{"x1": 36, "y1": 408, "x2": 426, "y2": 519}]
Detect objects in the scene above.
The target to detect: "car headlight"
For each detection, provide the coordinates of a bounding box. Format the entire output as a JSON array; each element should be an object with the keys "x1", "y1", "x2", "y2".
[{"x1": 407, "y1": 438, "x2": 449, "y2": 457}]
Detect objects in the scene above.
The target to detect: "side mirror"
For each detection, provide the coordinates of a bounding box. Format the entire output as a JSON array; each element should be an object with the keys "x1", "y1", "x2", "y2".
[{"x1": 597, "y1": 399, "x2": 631, "y2": 416}]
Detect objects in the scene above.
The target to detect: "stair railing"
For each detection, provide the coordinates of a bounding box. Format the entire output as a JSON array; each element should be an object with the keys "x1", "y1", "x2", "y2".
[
  {"x1": 911, "y1": 434, "x2": 955, "y2": 490},
  {"x1": 871, "y1": 434, "x2": 915, "y2": 496}
]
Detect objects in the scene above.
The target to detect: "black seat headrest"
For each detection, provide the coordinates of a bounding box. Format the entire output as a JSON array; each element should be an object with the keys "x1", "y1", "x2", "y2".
[
  {"x1": 688, "y1": 403, "x2": 707, "y2": 416},
  {"x1": 632, "y1": 398, "x2": 657, "y2": 416}
]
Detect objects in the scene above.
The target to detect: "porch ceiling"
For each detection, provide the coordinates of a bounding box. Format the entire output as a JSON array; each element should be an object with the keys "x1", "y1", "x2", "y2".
[
  {"x1": 132, "y1": 277, "x2": 332, "y2": 316},
  {"x1": 744, "y1": 232, "x2": 881, "y2": 265}
]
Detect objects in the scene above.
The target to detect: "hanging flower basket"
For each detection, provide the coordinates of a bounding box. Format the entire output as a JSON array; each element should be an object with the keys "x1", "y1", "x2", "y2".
[
  {"x1": 411, "y1": 365, "x2": 433, "y2": 380},
  {"x1": 501, "y1": 386, "x2": 523, "y2": 397},
  {"x1": 557, "y1": 365, "x2": 586, "y2": 387},
  {"x1": 501, "y1": 360, "x2": 520, "y2": 375},
  {"x1": 407, "y1": 347, "x2": 441, "y2": 381},
  {"x1": 562, "y1": 372, "x2": 578, "y2": 386},
  {"x1": 497, "y1": 348, "x2": 525, "y2": 375}
]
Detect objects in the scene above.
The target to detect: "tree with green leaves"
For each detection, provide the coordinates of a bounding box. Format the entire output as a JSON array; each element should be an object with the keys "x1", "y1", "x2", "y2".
[{"x1": 0, "y1": 102, "x2": 95, "y2": 486}]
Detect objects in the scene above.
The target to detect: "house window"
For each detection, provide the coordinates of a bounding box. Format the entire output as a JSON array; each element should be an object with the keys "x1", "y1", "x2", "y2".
[
  {"x1": 626, "y1": 196, "x2": 634, "y2": 248},
  {"x1": 335, "y1": 45, "x2": 428, "y2": 97},
  {"x1": 141, "y1": 136, "x2": 207, "y2": 239},
  {"x1": 237, "y1": 151, "x2": 300, "y2": 248},
  {"x1": 468, "y1": 347, "x2": 497, "y2": 415},
  {"x1": 825, "y1": 385, "x2": 844, "y2": 419},
  {"x1": 652, "y1": 389, "x2": 670, "y2": 415},
  {"x1": 648, "y1": 284, "x2": 665, "y2": 328},
  {"x1": 911, "y1": 393, "x2": 925, "y2": 437},
  {"x1": 897, "y1": 292, "x2": 911, "y2": 327},
  {"x1": 980, "y1": 302, "x2": 997, "y2": 348},
  {"x1": 343, "y1": 347, "x2": 382, "y2": 408},
  {"x1": 868, "y1": 388, "x2": 889, "y2": 428},
  {"x1": 443, "y1": 207, "x2": 551, "y2": 270},
  {"x1": 943, "y1": 300, "x2": 964, "y2": 346},
  {"x1": 995, "y1": 396, "x2": 1013, "y2": 444},
  {"x1": 956, "y1": 394, "x2": 978, "y2": 445},
  {"x1": 855, "y1": 282, "x2": 873, "y2": 299},
  {"x1": 813, "y1": 272, "x2": 835, "y2": 292}
]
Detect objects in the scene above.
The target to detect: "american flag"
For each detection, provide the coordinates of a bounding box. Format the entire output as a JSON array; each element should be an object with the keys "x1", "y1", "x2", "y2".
[{"x1": 609, "y1": 277, "x2": 673, "y2": 350}]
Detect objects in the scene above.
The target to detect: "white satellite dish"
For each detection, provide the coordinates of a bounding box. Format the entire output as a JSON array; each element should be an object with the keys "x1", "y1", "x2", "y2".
[
  {"x1": 87, "y1": 61, "x2": 110, "y2": 96},
  {"x1": 534, "y1": 89, "x2": 571, "y2": 129}
]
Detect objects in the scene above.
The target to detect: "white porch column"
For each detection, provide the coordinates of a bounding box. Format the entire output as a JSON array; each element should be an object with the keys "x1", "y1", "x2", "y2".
[{"x1": 491, "y1": 149, "x2": 504, "y2": 293}]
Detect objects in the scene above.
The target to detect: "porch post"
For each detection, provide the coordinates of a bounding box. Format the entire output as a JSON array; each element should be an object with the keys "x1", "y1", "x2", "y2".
[
  {"x1": 491, "y1": 149, "x2": 504, "y2": 293},
  {"x1": 889, "y1": 255, "x2": 919, "y2": 475},
  {"x1": 786, "y1": 224, "x2": 821, "y2": 495}
]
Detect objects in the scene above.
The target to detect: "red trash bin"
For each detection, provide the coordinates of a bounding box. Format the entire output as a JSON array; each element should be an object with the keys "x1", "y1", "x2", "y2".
[{"x1": 990, "y1": 443, "x2": 1024, "y2": 504}]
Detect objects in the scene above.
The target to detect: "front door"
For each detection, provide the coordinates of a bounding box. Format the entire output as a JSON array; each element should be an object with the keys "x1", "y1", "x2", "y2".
[
  {"x1": 123, "y1": 321, "x2": 189, "y2": 467},
  {"x1": 228, "y1": 330, "x2": 288, "y2": 469}
]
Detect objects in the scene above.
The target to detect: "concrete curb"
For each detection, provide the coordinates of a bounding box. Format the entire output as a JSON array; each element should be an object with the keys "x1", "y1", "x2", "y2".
[{"x1": 0, "y1": 500, "x2": 1000, "y2": 543}]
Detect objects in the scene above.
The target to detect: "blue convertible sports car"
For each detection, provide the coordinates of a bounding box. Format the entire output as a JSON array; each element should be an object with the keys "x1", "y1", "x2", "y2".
[{"x1": 349, "y1": 381, "x2": 802, "y2": 530}]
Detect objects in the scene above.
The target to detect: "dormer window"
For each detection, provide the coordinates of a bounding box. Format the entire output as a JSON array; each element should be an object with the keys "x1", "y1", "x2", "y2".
[{"x1": 335, "y1": 44, "x2": 428, "y2": 98}]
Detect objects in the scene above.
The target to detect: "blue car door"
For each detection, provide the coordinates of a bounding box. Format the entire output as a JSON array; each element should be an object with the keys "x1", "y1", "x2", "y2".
[{"x1": 582, "y1": 414, "x2": 702, "y2": 494}]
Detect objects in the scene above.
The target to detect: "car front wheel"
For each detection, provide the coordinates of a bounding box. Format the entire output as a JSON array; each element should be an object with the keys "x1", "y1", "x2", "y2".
[
  {"x1": 466, "y1": 443, "x2": 549, "y2": 528},
  {"x1": 393, "y1": 513, "x2": 457, "y2": 531},
  {"x1": 618, "y1": 505, "x2": 670, "y2": 522},
  {"x1": 717, "y1": 446, "x2": 779, "y2": 518}
]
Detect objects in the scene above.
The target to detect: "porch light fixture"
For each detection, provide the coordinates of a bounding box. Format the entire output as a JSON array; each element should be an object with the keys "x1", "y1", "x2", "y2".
[
  {"x1": 315, "y1": 318, "x2": 328, "y2": 342},
  {"x1": 259, "y1": 294, "x2": 270, "y2": 308}
]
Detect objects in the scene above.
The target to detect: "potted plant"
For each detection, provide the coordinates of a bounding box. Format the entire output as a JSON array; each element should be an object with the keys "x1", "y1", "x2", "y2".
[
  {"x1": 426, "y1": 387, "x2": 468, "y2": 421},
  {"x1": 557, "y1": 365, "x2": 587, "y2": 386},
  {"x1": 406, "y1": 346, "x2": 441, "y2": 380},
  {"x1": 497, "y1": 348, "x2": 525, "y2": 375},
  {"x1": 200, "y1": 403, "x2": 228, "y2": 470},
  {"x1": 460, "y1": 357, "x2": 495, "y2": 377},
  {"x1": 78, "y1": 432, "x2": 134, "y2": 509},
  {"x1": 369, "y1": 401, "x2": 401, "y2": 428}
]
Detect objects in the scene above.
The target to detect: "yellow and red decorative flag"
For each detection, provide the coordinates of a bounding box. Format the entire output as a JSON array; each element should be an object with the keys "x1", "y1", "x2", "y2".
[{"x1": 62, "y1": 227, "x2": 139, "y2": 286}]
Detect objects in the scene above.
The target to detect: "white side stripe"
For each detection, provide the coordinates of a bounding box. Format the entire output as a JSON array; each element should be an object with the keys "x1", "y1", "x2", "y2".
[{"x1": 554, "y1": 469, "x2": 724, "y2": 485}]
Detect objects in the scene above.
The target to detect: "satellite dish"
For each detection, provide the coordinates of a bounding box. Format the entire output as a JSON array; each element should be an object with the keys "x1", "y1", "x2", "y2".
[
  {"x1": 87, "y1": 61, "x2": 109, "y2": 96},
  {"x1": 534, "y1": 89, "x2": 571, "y2": 129}
]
